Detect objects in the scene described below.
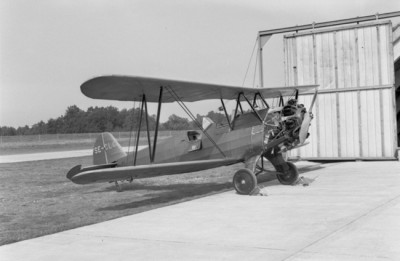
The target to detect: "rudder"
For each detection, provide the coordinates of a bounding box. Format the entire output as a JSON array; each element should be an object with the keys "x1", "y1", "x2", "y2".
[{"x1": 93, "y1": 132, "x2": 127, "y2": 165}]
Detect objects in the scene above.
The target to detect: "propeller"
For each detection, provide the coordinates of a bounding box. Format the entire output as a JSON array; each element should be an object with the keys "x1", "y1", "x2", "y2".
[{"x1": 299, "y1": 89, "x2": 318, "y2": 144}]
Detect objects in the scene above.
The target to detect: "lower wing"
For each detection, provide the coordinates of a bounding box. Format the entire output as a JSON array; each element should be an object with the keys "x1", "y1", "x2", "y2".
[{"x1": 68, "y1": 158, "x2": 241, "y2": 184}]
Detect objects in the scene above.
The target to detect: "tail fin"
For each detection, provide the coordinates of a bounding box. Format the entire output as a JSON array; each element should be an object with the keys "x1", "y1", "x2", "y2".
[{"x1": 93, "y1": 132, "x2": 127, "y2": 165}]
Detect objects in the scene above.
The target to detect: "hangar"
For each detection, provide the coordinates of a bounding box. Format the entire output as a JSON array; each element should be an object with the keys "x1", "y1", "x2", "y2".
[{"x1": 258, "y1": 12, "x2": 400, "y2": 160}]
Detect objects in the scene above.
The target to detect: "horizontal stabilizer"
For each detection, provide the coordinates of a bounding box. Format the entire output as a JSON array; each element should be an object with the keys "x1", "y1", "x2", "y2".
[{"x1": 66, "y1": 163, "x2": 118, "y2": 180}]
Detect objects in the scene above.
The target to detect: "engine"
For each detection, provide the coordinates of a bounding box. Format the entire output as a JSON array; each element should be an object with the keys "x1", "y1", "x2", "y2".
[{"x1": 267, "y1": 99, "x2": 307, "y2": 151}]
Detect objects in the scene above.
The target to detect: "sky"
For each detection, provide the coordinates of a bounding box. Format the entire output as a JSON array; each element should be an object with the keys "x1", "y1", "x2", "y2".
[{"x1": 1, "y1": 0, "x2": 399, "y2": 128}]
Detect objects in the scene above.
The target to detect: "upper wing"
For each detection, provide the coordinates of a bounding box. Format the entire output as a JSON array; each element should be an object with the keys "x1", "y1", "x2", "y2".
[{"x1": 81, "y1": 75, "x2": 318, "y2": 103}]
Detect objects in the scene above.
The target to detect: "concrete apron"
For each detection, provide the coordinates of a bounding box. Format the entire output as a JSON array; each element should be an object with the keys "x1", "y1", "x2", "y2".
[{"x1": 1, "y1": 161, "x2": 399, "y2": 261}]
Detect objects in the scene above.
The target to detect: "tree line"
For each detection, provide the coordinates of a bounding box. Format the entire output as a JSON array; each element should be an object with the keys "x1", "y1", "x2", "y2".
[{"x1": 0, "y1": 105, "x2": 227, "y2": 136}]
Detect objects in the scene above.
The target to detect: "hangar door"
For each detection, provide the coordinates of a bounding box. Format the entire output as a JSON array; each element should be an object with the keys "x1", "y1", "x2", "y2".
[{"x1": 284, "y1": 20, "x2": 397, "y2": 159}]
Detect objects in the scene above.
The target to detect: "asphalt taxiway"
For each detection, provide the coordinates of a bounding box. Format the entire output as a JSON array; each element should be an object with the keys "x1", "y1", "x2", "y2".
[
  {"x1": 0, "y1": 146, "x2": 145, "y2": 163},
  {"x1": 1, "y1": 161, "x2": 399, "y2": 260}
]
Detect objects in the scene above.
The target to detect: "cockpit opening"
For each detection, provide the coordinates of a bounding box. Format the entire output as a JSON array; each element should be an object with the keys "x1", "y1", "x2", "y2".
[{"x1": 187, "y1": 131, "x2": 201, "y2": 141}]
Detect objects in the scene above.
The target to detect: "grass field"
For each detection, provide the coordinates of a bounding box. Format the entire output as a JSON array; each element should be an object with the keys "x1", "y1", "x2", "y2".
[
  {"x1": 0, "y1": 155, "x2": 255, "y2": 246},
  {"x1": 0, "y1": 135, "x2": 310, "y2": 246}
]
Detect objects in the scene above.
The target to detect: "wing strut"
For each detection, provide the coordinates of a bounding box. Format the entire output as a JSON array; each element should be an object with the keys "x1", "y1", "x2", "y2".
[
  {"x1": 143, "y1": 95, "x2": 153, "y2": 159},
  {"x1": 126, "y1": 100, "x2": 137, "y2": 163},
  {"x1": 151, "y1": 87, "x2": 163, "y2": 163},
  {"x1": 279, "y1": 95, "x2": 284, "y2": 106},
  {"x1": 257, "y1": 92, "x2": 270, "y2": 108},
  {"x1": 231, "y1": 92, "x2": 264, "y2": 126},
  {"x1": 241, "y1": 93, "x2": 263, "y2": 122},
  {"x1": 133, "y1": 94, "x2": 153, "y2": 165},
  {"x1": 252, "y1": 92, "x2": 269, "y2": 109},
  {"x1": 233, "y1": 94, "x2": 240, "y2": 121},
  {"x1": 133, "y1": 97, "x2": 145, "y2": 165},
  {"x1": 165, "y1": 86, "x2": 226, "y2": 158},
  {"x1": 220, "y1": 99, "x2": 232, "y2": 130}
]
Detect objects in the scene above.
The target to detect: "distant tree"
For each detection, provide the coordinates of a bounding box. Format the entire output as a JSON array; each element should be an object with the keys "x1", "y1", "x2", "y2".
[
  {"x1": 63, "y1": 105, "x2": 86, "y2": 133},
  {"x1": 30, "y1": 121, "x2": 47, "y2": 135},
  {"x1": 46, "y1": 117, "x2": 64, "y2": 134},
  {"x1": 117, "y1": 109, "x2": 130, "y2": 131},
  {"x1": 84, "y1": 106, "x2": 125, "y2": 132},
  {"x1": 0, "y1": 126, "x2": 17, "y2": 136},
  {"x1": 0, "y1": 104, "x2": 190, "y2": 135},
  {"x1": 188, "y1": 111, "x2": 227, "y2": 129},
  {"x1": 122, "y1": 108, "x2": 143, "y2": 131},
  {"x1": 188, "y1": 114, "x2": 203, "y2": 129},
  {"x1": 122, "y1": 108, "x2": 157, "y2": 131},
  {"x1": 162, "y1": 114, "x2": 190, "y2": 130},
  {"x1": 205, "y1": 111, "x2": 226, "y2": 126},
  {"x1": 86, "y1": 107, "x2": 107, "y2": 132},
  {"x1": 16, "y1": 125, "x2": 30, "y2": 135}
]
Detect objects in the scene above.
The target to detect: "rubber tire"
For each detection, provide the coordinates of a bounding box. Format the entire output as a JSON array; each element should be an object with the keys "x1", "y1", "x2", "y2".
[
  {"x1": 276, "y1": 161, "x2": 299, "y2": 185},
  {"x1": 233, "y1": 169, "x2": 257, "y2": 195}
]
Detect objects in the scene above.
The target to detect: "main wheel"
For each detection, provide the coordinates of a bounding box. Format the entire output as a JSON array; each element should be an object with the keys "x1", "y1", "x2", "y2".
[
  {"x1": 276, "y1": 162, "x2": 299, "y2": 185},
  {"x1": 233, "y1": 169, "x2": 257, "y2": 195}
]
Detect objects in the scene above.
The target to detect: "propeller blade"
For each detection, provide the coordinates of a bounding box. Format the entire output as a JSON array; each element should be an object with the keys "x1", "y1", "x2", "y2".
[
  {"x1": 308, "y1": 89, "x2": 318, "y2": 112},
  {"x1": 299, "y1": 113, "x2": 312, "y2": 144},
  {"x1": 298, "y1": 89, "x2": 318, "y2": 144}
]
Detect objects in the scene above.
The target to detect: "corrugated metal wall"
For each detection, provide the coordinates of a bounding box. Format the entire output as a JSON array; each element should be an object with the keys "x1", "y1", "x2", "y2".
[{"x1": 284, "y1": 21, "x2": 397, "y2": 159}]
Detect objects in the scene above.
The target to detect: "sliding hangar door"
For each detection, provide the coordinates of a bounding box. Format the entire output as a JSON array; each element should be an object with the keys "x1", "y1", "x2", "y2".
[{"x1": 282, "y1": 20, "x2": 397, "y2": 160}]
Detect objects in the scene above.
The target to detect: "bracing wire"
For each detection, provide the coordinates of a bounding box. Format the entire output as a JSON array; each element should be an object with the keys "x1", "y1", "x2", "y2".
[
  {"x1": 165, "y1": 86, "x2": 226, "y2": 158},
  {"x1": 166, "y1": 87, "x2": 205, "y2": 129},
  {"x1": 252, "y1": 47, "x2": 259, "y2": 88},
  {"x1": 242, "y1": 38, "x2": 259, "y2": 87}
]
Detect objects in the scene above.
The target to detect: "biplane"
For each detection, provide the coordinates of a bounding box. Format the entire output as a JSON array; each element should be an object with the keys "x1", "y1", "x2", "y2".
[{"x1": 67, "y1": 76, "x2": 318, "y2": 194}]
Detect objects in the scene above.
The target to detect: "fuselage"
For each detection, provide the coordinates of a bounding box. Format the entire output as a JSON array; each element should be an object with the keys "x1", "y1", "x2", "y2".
[
  {"x1": 68, "y1": 107, "x2": 306, "y2": 185},
  {"x1": 118, "y1": 108, "x2": 273, "y2": 168}
]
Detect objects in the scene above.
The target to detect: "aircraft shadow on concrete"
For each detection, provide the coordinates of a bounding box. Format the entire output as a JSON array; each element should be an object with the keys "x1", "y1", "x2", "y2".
[
  {"x1": 95, "y1": 181, "x2": 232, "y2": 211},
  {"x1": 257, "y1": 163, "x2": 324, "y2": 187},
  {"x1": 94, "y1": 164, "x2": 323, "y2": 212}
]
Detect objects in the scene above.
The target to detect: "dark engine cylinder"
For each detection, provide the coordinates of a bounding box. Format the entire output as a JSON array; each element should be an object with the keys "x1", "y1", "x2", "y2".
[{"x1": 282, "y1": 105, "x2": 298, "y2": 117}]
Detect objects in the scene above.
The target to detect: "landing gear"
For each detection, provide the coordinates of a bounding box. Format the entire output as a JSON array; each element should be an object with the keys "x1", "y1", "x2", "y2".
[
  {"x1": 276, "y1": 161, "x2": 299, "y2": 185},
  {"x1": 233, "y1": 169, "x2": 257, "y2": 195},
  {"x1": 252, "y1": 155, "x2": 270, "y2": 176},
  {"x1": 263, "y1": 143, "x2": 300, "y2": 185},
  {"x1": 253, "y1": 151, "x2": 299, "y2": 185}
]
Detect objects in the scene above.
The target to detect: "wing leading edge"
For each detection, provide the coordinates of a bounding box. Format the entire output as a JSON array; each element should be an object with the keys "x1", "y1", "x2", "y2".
[{"x1": 81, "y1": 75, "x2": 318, "y2": 103}]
